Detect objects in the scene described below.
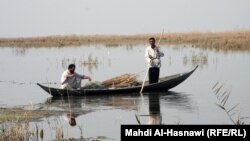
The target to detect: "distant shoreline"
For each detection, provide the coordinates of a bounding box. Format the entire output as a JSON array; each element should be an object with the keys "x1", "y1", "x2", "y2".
[{"x1": 0, "y1": 31, "x2": 250, "y2": 51}]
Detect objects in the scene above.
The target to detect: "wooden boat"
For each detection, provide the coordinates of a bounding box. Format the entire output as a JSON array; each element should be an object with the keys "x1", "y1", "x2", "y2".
[{"x1": 37, "y1": 65, "x2": 198, "y2": 97}]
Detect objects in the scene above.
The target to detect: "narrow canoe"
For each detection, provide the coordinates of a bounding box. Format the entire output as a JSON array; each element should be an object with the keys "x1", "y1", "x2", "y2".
[{"x1": 37, "y1": 65, "x2": 198, "y2": 97}]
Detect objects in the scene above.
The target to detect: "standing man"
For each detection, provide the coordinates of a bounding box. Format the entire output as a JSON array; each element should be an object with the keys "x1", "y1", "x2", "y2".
[
  {"x1": 61, "y1": 64, "x2": 91, "y2": 89},
  {"x1": 145, "y1": 37, "x2": 164, "y2": 84}
]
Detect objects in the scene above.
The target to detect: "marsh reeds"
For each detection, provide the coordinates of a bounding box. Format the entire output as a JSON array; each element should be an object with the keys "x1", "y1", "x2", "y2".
[
  {"x1": 183, "y1": 52, "x2": 208, "y2": 68},
  {"x1": 0, "y1": 122, "x2": 29, "y2": 141},
  {"x1": 60, "y1": 55, "x2": 100, "y2": 74},
  {"x1": 0, "y1": 111, "x2": 37, "y2": 141},
  {"x1": 0, "y1": 107, "x2": 66, "y2": 141},
  {"x1": 0, "y1": 108, "x2": 55, "y2": 123},
  {"x1": 81, "y1": 54, "x2": 99, "y2": 65},
  {"x1": 212, "y1": 82, "x2": 249, "y2": 125},
  {"x1": 1, "y1": 31, "x2": 250, "y2": 51},
  {"x1": 0, "y1": 107, "x2": 110, "y2": 140}
]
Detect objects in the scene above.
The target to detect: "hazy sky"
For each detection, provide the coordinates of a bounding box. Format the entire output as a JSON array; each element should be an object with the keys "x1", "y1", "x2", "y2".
[{"x1": 0, "y1": 0, "x2": 250, "y2": 37}]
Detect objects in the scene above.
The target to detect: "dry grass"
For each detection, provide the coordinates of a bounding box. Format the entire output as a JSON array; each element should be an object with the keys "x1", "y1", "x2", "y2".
[
  {"x1": 0, "y1": 121, "x2": 33, "y2": 141},
  {"x1": 1, "y1": 30, "x2": 250, "y2": 51},
  {"x1": 0, "y1": 108, "x2": 109, "y2": 141},
  {"x1": 164, "y1": 31, "x2": 250, "y2": 51},
  {"x1": 183, "y1": 52, "x2": 208, "y2": 68},
  {"x1": 0, "y1": 109, "x2": 40, "y2": 141},
  {"x1": 0, "y1": 34, "x2": 140, "y2": 48},
  {"x1": 0, "y1": 108, "x2": 61, "y2": 123},
  {"x1": 102, "y1": 73, "x2": 139, "y2": 88}
]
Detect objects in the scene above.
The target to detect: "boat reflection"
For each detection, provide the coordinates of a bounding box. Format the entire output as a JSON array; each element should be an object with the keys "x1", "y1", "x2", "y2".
[
  {"x1": 45, "y1": 95, "x2": 140, "y2": 111},
  {"x1": 45, "y1": 91, "x2": 194, "y2": 125}
]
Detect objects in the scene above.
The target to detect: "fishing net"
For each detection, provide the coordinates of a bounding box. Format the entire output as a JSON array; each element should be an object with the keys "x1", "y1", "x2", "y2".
[{"x1": 82, "y1": 81, "x2": 105, "y2": 89}]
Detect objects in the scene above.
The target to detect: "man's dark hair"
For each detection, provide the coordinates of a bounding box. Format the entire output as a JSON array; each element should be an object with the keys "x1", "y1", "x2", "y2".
[
  {"x1": 149, "y1": 37, "x2": 155, "y2": 41},
  {"x1": 68, "y1": 64, "x2": 76, "y2": 69}
]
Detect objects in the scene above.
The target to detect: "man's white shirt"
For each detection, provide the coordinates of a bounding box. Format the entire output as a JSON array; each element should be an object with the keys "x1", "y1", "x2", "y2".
[
  {"x1": 60, "y1": 70, "x2": 83, "y2": 89},
  {"x1": 145, "y1": 46, "x2": 164, "y2": 68}
]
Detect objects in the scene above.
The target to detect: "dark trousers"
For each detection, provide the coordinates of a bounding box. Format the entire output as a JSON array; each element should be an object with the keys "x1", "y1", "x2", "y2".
[{"x1": 148, "y1": 67, "x2": 160, "y2": 84}]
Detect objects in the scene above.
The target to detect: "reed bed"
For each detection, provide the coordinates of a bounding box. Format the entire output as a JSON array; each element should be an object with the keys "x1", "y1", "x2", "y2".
[
  {"x1": 1, "y1": 31, "x2": 250, "y2": 51},
  {"x1": 0, "y1": 107, "x2": 109, "y2": 141},
  {"x1": 0, "y1": 108, "x2": 63, "y2": 123},
  {"x1": 0, "y1": 121, "x2": 33, "y2": 141},
  {"x1": 80, "y1": 54, "x2": 99, "y2": 65},
  {"x1": 0, "y1": 109, "x2": 42, "y2": 141},
  {"x1": 183, "y1": 52, "x2": 208, "y2": 68}
]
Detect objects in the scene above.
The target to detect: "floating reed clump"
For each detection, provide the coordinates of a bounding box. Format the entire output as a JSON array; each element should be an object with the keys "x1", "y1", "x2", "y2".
[
  {"x1": 183, "y1": 52, "x2": 208, "y2": 67},
  {"x1": 102, "y1": 73, "x2": 139, "y2": 88},
  {"x1": 81, "y1": 54, "x2": 99, "y2": 65},
  {"x1": 191, "y1": 53, "x2": 207, "y2": 63}
]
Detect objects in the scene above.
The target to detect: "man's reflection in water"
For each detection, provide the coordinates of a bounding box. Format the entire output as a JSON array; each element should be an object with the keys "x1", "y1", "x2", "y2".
[
  {"x1": 62, "y1": 97, "x2": 81, "y2": 126},
  {"x1": 64, "y1": 113, "x2": 78, "y2": 126},
  {"x1": 147, "y1": 93, "x2": 162, "y2": 125}
]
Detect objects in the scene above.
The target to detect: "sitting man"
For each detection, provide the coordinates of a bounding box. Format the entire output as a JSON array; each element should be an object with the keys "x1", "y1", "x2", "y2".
[{"x1": 61, "y1": 64, "x2": 91, "y2": 89}]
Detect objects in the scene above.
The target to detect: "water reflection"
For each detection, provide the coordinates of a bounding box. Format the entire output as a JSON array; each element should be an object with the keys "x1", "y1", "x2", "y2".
[
  {"x1": 12, "y1": 47, "x2": 27, "y2": 56},
  {"x1": 46, "y1": 95, "x2": 140, "y2": 112},
  {"x1": 147, "y1": 93, "x2": 162, "y2": 125},
  {"x1": 45, "y1": 90, "x2": 194, "y2": 125},
  {"x1": 160, "y1": 91, "x2": 195, "y2": 111},
  {"x1": 61, "y1": 58, "x2": 77, "y2": 70},
  {"x1": 182, "y1": 52, "x2": 208, "y2": 69},
  {"x1": 63, "y1": 113, "x2": 78, "y2": 126},
  {"x1": 145, "y1": 91, "x2": 195, "y2": 125},
  {"x1": 60, "y1": 54, "x2": 100, "y2": 73}
]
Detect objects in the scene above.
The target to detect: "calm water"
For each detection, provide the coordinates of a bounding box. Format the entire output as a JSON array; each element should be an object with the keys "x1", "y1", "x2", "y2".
[{"x1": 0, "y1": 44, "x2": 250, "y2": 140}]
